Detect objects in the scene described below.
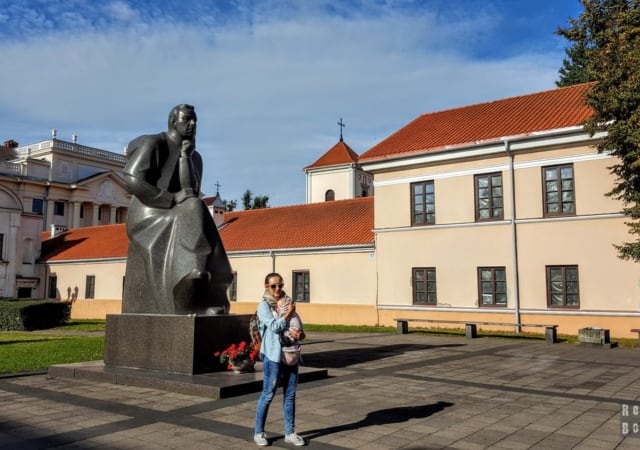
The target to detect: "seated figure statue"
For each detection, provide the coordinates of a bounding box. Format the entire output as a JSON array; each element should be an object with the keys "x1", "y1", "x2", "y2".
[{"x1": 121, "y1": 104, "x2": 232, "y2": 315}]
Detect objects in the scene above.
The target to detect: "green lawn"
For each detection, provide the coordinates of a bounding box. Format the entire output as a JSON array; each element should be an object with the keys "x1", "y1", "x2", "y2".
[
  {"x1": 0, "y1": 320, "x2": 106, "y2": 374},
  {"x1": 0, "y1": 320, "x2": 636, "y2": 374}
]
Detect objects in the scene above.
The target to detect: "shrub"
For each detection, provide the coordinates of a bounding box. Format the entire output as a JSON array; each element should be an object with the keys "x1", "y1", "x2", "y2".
[{"x1": 0, "y1": 300, "x2": 71, "y2": 331}]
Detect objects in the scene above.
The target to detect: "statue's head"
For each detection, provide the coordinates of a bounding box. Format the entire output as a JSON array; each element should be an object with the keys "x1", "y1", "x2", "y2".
[{"x1": 168, "y1": 104, "x2": 197, "y2": 140}]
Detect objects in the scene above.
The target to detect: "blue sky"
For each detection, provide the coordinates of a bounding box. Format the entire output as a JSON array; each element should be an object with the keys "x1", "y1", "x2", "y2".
[{"x1": 0, "y1": 0, "x2": 583, "y2": 207}]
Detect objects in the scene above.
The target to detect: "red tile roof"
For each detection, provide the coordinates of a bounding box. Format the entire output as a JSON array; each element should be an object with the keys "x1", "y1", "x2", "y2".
[
  {"x1": 40, "y1": 224, "x2": 128, "y2": 262},
  {"x1": 40, "y1": 197, "x2": 374, "y2": 261},
  {"x1": 359, "y1": 83, "x2": 594, "y2": 163},
  {"x1": 220, "y1": 197, "x2": 374, "y2": 251},
  {"x1": 304, "y1": 140, "x2": 360, "y2": 169}
]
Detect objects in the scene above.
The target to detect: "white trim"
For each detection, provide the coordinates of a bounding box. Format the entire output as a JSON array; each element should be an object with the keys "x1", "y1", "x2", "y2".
[
  {"x1": 228, "y1": 244, "x2": 375, "y2": 258},
  {"x1": 374, "y1": 151, "x2": 614, "y2": 187},
  {"x1": 362, "y1": 129, "x2": 606, "y2": 173},
  {"x1": 374, "y1": 213, "x2": 624, "y2": 234},
  {"x1": 43, "y1": 257, "x2": 126, "y2": 265}
]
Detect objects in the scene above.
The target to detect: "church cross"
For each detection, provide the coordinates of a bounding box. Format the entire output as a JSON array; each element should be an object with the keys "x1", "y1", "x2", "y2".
[{"x1": 337, "y1": 117, "x2": 346, "y2": 141}]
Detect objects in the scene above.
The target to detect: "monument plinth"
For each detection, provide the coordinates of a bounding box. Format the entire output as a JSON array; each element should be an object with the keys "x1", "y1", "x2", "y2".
[{"x1": 105, "y1": 313, "x2": 251, "y2": 374}]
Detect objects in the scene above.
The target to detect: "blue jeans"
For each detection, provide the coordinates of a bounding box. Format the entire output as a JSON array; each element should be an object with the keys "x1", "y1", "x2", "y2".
[{"x1": 255, "y1": 355, "x2": 299, "y2": 435}]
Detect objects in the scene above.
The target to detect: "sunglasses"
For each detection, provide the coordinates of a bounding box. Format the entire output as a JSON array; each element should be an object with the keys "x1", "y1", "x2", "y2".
[{"x1": 269, "y1": 283, "x2": 284, "y2": 289}]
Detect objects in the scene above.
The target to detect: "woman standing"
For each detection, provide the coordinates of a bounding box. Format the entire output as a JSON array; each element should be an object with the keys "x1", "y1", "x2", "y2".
[{"x1": 254, "y1": 273, "x2": 306, "y2": 446}]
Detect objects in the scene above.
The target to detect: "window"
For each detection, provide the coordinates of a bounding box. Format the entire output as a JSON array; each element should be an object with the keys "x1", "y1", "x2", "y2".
[
  {"x1": 0, "y1": 233, "x2": 4, "y2": 260},
  {"x1": 547, "y1": 265, "x2": 580, "y2": 308},
  {"x1": 85, "y1": 275, "x2": 95, "y2": 299},
  {"x1": 478, "y1": 267, "x2": 507, "y2": 306},
  {"x1": 292, "y1": 270, "x2": 310, "y2": 302},
  {"x1": 80, "y1": 204, "x2": 84, "y2": 219},
  {"x1": 325, "y1": 190, "x2": 335, "y2": 201},
  {"x1": 48, "y1": 276, "x2": 58, "y2": 299},
  {"x1": 229, "y1": 272, "x2": 237, "y2": 301},
  {"x1": 411, "y1": 181, "x2": 435, "y2": 225},
  {"x1": 412, "y1": 268, "x2": 437, "y2": 305},
  {"x1": 475, "y1": 173, "x2": 503, "y2": 221},
  {"x1": 543, "y1": 165, "x2": 575, "y2": 216},
  {"x1": 53, "y1": 201, "x2": 65, "y2": 216},
  {"x1": 32, "y1": 198, "x2": 44, "y2": 215}
]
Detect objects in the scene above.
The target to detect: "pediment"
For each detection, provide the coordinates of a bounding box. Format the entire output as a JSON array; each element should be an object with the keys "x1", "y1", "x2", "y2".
[{"x1": 72, "y1": 171, "x2": 130, "y2": 204}]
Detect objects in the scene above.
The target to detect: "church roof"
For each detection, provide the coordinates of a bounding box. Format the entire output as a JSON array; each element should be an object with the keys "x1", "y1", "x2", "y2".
[
  {"x1": 40, "y1": 197, "x2": 374, "y2": 261},
  {"x1": 41, "y1": 224, "x2": 128, "y2": 261},
  {"x1": 304, "y1": 140, "x2": 360, "y2": 170},
  {"x1": 220, "y1": 197, "x2": 373, "y2": 251},
  {"x1": 359, "y1": 82, "x2": 594, "y2": 163}
]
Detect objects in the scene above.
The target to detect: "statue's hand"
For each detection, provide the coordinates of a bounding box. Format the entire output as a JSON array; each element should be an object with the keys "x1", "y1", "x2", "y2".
[{"x1": 180, "y1": 139, "x2": 195, "y2": 157}]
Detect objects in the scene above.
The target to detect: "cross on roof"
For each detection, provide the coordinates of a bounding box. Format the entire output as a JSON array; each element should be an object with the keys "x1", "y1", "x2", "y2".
[
  {"x1": 337, "y1": 117, "x2": 345, "y2": 141},
  {"x1": 215, "y1": 180, "x2": 221, "y2": 195}
]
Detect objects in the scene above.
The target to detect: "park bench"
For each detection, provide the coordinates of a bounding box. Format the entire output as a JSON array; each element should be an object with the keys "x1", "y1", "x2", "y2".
[{"x1": 394, "y1": 318, "x2": 559, "y2": 344}]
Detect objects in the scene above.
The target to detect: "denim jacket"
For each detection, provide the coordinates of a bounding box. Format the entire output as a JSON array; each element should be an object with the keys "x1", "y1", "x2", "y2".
[{"x1": 257, "y1": 298, "x2": 287, "y2": 363}]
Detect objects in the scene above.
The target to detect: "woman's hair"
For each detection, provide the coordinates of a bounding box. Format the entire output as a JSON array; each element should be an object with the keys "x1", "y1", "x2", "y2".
[{"x1": 264, "y1": 272, "x2": 282, "y2": 284}]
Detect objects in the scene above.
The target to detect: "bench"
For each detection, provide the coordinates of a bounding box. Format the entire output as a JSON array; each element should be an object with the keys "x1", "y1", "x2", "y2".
[
  {"x1": 395, "y1": 318, "x2": 559, "y2": 344},
  {"x1": 631, "y1": 328, "x2": 640, "y2": 343}
]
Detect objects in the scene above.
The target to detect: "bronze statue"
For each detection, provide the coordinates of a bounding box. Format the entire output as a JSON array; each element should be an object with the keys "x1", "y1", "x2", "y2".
[{"x1": 122, "y1": 104, "x2": 232, "y2": 315}]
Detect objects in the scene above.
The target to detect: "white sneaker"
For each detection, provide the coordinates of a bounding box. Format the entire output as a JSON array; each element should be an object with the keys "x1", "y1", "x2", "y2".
[
  {"x1": 254, "y1": 432, "x2": 268, "y2": 446},
  {"x1": 284, "y1": 433, "x2": 305, "y2": 446}
]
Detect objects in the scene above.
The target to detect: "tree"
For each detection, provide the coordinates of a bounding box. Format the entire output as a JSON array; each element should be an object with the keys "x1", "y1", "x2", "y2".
[
  {"x1": 556, "y1": 40, "x2": 593, "y2": 87},
  {"x1": 557, "y1": 0, "x2": 640, "y2": 260},
  {"x1": 222, "y1": 199, "x2": 237, "y2": 212},
  {"x1": 241, "y1": 189, "x2": 270, "y2": 210}
]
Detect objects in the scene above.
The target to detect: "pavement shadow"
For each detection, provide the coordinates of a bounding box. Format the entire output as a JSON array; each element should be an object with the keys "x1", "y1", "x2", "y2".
[
  {"x1": 302, "y1": 343, "x2": 464, "y2": 369},
  {"x1": 302, "y1": 401, "x2": 454, "y2": 440}
]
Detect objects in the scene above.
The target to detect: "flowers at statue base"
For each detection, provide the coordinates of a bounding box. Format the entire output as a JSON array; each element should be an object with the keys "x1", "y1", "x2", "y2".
[{"x1": 214, "y1": 341, "x2": 259, "y2": 371}]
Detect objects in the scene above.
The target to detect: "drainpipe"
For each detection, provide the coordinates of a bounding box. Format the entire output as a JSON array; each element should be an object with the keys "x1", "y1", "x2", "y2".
[
  {"x1": 505, "y1": 140, "x2": 521, "y2": 333},
  {"x1": 270, "y1": 250, "x2": 276, "y2": 273}
]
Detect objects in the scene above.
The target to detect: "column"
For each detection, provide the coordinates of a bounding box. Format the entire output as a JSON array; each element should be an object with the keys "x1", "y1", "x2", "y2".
[
  {"x1": 72, "y1": 202, "x2": 81, "y2": 229},
  {"x1": 92, "y1": 203, "x2": 100, "y2": 226},
  {"x1": 46, "y1": 199, "x2": 54, "y2": 230},
  {"x1": 110, "y1": 206, "x2": 117, "y2": 224}
]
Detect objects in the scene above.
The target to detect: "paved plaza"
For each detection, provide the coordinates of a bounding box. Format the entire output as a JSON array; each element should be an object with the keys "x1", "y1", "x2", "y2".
[{"x1": 1, "y1": 331, "x2": 640, "y2": 449}]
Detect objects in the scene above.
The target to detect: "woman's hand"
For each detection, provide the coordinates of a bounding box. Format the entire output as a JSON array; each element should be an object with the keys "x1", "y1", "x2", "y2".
[{"x1": 284, "y1": 302, "x2": 296, "y2": 320}]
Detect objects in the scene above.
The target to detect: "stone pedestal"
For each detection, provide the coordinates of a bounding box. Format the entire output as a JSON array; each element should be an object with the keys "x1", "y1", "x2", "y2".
[{"x1": 104, "y1": 313, "x2": 251, "y2": 374}]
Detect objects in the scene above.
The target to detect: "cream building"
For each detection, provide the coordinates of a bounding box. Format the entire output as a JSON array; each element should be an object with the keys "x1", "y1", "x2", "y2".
[
  {"x1": 358, "y1": 82, "x2": 639, "y2": 337},
  {"x1": 36, "y1": 83, "x2": 640, "y2": 339},
  {"x1": 0, "y1": 133, "x2": 129, "y2": 298}
]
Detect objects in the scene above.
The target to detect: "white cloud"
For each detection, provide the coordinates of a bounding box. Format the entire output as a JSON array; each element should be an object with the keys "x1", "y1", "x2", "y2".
[{"x1": 0, "y1": 2, "x2": 567, "y2": 206}]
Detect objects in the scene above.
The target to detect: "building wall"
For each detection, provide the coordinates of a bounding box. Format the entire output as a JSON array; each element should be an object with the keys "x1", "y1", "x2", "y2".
[
  {"x1": 370, "y1": 137, "x2": 640, "y2": 338},
  {"x1": 306, "y1": 166, "x2": 373, "y2": 203},
  {"x1": 230, "y1": 249, "x2": 377, "y2": 305},
  {"x1": 46, "y1": 260, "x2": 126, "y2": 302}
]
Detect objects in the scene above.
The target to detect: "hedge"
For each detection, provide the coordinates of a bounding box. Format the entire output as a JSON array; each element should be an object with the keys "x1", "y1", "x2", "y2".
[{"x1": 0, "y1": 300, "x2": 71, "y2": 331}]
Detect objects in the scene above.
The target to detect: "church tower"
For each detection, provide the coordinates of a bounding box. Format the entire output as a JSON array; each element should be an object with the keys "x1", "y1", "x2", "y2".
[{"x1": 303, "y1": 119, "x2": 373, "y2": 203}]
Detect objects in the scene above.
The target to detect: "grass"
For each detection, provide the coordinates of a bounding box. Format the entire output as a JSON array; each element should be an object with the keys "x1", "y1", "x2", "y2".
[
  {"x1": 0, "y1": 319, "x2": 107, "y2": 373},
  {"x1": 0, "y1": 320, "x2": 637, "y2": 374}
]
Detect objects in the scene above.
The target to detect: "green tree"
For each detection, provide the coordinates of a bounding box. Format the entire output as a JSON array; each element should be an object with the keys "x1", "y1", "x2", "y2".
[
  {"x1": 241, "y1": 189, "x2": 270, "y2": 210},
  {"x1": 222, "y1": 199, "x2": 237, "y2": 212},
  {"x1": 558, "y1": 0, "x2": 640, "y2": 260},
  {"x1": 556, "y1": 40, "x2": 593, "y2": 86}
]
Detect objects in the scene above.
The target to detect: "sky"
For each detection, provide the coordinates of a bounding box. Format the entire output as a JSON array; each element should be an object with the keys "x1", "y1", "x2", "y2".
[{"x1": 0, "y1": 0, "x2": 584, "y2": 207}]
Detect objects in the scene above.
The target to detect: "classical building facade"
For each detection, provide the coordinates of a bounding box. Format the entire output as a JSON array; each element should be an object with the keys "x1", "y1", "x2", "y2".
[{"x1": 0, "y1": 134, "x2": 129, "y2": 298}]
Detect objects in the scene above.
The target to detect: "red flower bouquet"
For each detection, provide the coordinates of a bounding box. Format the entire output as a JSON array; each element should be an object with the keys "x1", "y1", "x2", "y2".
[{"x1": 214, "y1": 341, "x2": 259, "y2": 371}]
